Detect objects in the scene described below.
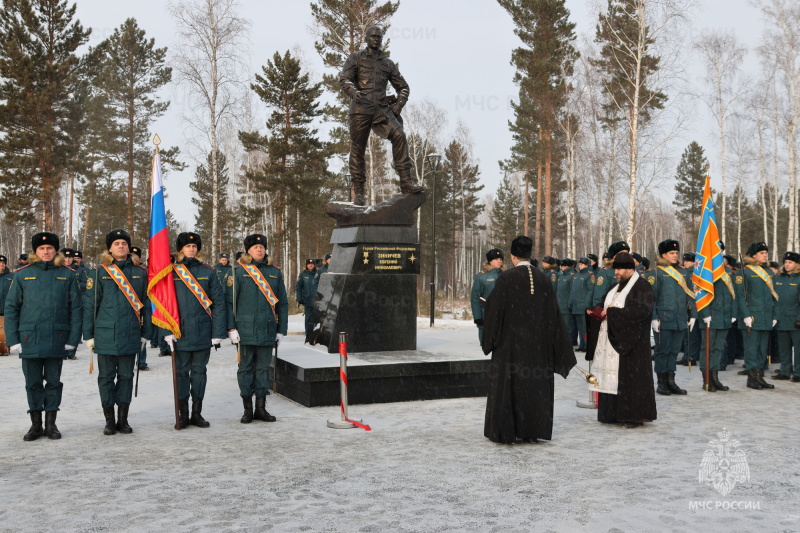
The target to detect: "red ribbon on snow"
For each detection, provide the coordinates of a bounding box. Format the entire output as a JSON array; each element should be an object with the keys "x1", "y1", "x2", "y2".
[{"x1": 339, "y1": 337, "x2": 371, "y2": 431}]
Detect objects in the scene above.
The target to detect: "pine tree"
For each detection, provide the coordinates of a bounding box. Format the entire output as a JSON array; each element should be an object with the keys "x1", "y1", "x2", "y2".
[
  {"x1": 673, "y1": 142, "x2": 708, "y2": 229},
  {"x1": 0, "y1": 0, "x2": 90, "y2": 229},
  {"x1": 489, "y1": 175, "x2": 523, "y2": 249},
  {"x1": 190, "y1": 151, "x2": 236, "y2": 250},
  {"x1": 498, "y1": 0, "x2": 577, "y2": 256},
  {"x1": 89, "y1": 18, "x2": 175, "y2": 242},
  {"x1": 593, "y1": 0, "x2": 668, "y2": 242},
  {"x1": 240, "y1": 50, "x2": 330, "y2": 270}
]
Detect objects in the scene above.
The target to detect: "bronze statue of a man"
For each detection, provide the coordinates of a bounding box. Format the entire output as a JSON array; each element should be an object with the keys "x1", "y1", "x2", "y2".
[{"x1": 339, "y1": 25, "x2": 424, "y2": 206}]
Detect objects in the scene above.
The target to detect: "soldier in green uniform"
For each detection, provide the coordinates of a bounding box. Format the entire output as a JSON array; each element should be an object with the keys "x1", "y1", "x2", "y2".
[
  {"x1": 678, "y1": 252, "x2": 701, "y2": 366},
  {"x1": 697, "y1": 247, "x2": 735, "y2": 392},
  {"x1": 770, "y1": 251, "x2": 800, "y2": 381},
  {"x1": 228, "y1": 234, "x2": 289, "y2": 423},
  {"x1": 59, "y1": 248, "x2": 80, "y2": 360},
  {"x1": 557, "y1": 259, "x2": 576, "y2": 345},
  {"x1": 470, "y1": 248, "x2": 503, "y2": 343},
  {"x1": 736, "y1": 242, "x2": 778, "y2": 390},
  {"x1": 570, "y1": 257, "x2": 595, "y2": 351},
  {"x1": 296, "y1": 259, "x2": 319, "y2": 339},
  {"x1": 16, "y1": 253, "x2": 28, "y2": 270},
  {"x1": 0, "y1": 254, "x2": 12, "y2": 318},
  {"x1": 648, "y1": 239, "x2": 697, "y2": 396},
  {"x1": 163, "y1": 232, "x2": 227, "y2": 429},
  {"x1": 72, "y1": 250, "x2": 89, "y2": 293},
  {"x1": 83, "y1": 229, "x2": 153, "y2": 435},
  {"x1": 315, "y1": 253, "x2": 331, "y2": 292},
  {"x1": 541, "y1": 256, "x2": 559, "y2": 290},
  {"x1": 130, "y1": 246, "x2": 143, "y2": 266},
  {"x1": 5, "y1": 233, "x2": 82, "y2": 441},
  {"x1": 215, "y1": 252, "x2": 232, "y2": 287},
  {"x1": 632, "y1": 252, "x2": 645, "y2": 274}
]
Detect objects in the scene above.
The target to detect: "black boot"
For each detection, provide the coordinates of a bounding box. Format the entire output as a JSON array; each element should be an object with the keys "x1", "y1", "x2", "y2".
[
  {"x1": 176, "y1": 400, "x2": 189, "y2": 429},
  {"x1": 103, "y1": 406, "x2": 117, "y2": 435},
  {"x1": 23, "y1": 411, "x2": 43, "y2": 441},
  {"x1": 44, "y1": 411, "x2": 61, "y2": 440},
  {"x1": 190, "y1": 399, "x2": 210, "y2": 428},
  {"x1": 656, "y1": 373, "x2": 672, "y2": 396},
  {"x1": 352, "y1": 182, "x2": 365, "y2": 206},
  {"x1": 702, "y1": 372, "x2": 717, "y2": 392},
  {"x1": 666, "y1": 372, "x2": 687, "y2": 395},
  {"x1": 747, "y1": 369, "x2": 763, "y2": 389},
  {"x1": 240, "y1": 396, "x2": 253, "y2": 424},
  {"x1": 116, "y1": 404, "x2": 133, "y2": 434},
  {"x1": 398, "y1": 170, "x2": 424, "y2": 194},
  {"x1": 755, "y1": 369, "x2": 775, "y2": 389},
  {"x1": 253, "y1": 396, "x2": 276, "y2": 422},
  {"x1": 711, "y1": 371, "x2": 729, "y2": 391}
]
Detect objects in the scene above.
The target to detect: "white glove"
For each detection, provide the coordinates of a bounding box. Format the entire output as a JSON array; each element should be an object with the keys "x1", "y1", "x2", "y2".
[
  {"x1": 211, "y1": 338, "x2": 224, "y2": 345},
  {"x1": 141, "y1": 337, "x2": 147, "y2": 344},
  {"x1": 9, "y1": 343, "x2": 21, "y2": 354},
  {"x1": 84, "y1": 338, "x2": 94, "y2": 351},
  {"x1": 651, "y1": 320, "x2": 660, "y2": 333},
  {"x1": 228, "y1": 330, "x2": 240, "y2": 344},
  {"x1": 743, "y1": 317, "x2": 753, "y2": 328},
  {"x1": 703, "y1": 317, "x2": 711, "y2": 326},
  {"x1": 64, "y1": 345, "x2": 75, "y2": 350},
  {"x1": 731, "y1": 318, "x2": 736, "y2": 323},
  {"x1": 688, "y1": 318, "x2": 696, "y2": 331},
  {"x1": 164, "y1": 335, "x2": 175, "y2": 343},
  {"x1": 772, "y1": 320, "x2": 778, "y2": 328},
  {"x1": 276, "y1": 333, "x2": 284, "y2": 344}
]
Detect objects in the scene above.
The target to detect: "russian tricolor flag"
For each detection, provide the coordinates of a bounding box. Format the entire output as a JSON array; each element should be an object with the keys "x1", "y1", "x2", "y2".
[{"x1": 147, "y1": 137, "x2": 181, "y2": 338}]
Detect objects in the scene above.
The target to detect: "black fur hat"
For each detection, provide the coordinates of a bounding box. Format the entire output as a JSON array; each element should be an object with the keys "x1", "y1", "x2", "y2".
[
  {"x1": 106, "y1": 229, "x2": 131, "y2": 251},
  {"x1": 176, "y1": 232, "x2": 201, "y2": 252},
  {"x1": 607, "y1": 241, "x2": 630, "y2": 258},
  {"x1": 658, "y1": 239, "x2": 680, "y2": 256},
  {"x1": 32, "y1": 232, "x2": 59, "y2": 252},
  {"x1": 486, "y1": 248, "x2": 504, "y2": 262},
  {"x1": 746, "y1": 241, "x2": 768, "y2": 257},
  {"x1": 244, "y1": 234, "x2": 268, "y2": 253},
  {"x1": 510, "y1": 236, "x2": 532, "y2": 259}
]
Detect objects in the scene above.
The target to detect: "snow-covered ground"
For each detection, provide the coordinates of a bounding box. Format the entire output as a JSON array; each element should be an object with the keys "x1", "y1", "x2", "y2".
[{"x1": 0, "y1": 316, "x2": 797, "y2": 532}]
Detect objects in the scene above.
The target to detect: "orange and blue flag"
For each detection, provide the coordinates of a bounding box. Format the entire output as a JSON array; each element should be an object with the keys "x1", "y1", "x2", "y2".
[
  {"x1": 147, "y1": 139, "x2": 181, "y2": 338},
  {"x1": 693, "y1": 176, "x2": 725, "y2": 312}
]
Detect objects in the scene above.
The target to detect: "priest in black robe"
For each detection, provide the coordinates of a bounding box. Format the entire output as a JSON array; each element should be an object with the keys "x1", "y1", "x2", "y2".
[
  {"x1": 586, "y1": 252, "x2": 657, "y2": 428},
  {"x1": 481, "y1": 236, "x2": 577, "y2": 444}
]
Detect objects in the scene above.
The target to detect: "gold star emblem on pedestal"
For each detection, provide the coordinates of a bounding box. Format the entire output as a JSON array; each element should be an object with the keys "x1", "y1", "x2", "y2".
[
  {"x1": 409, "y1": 253, "x2": 416, "y2": 264},
  {"x1": 363, "y1": 251, "x2": 369, "y2": 265}
]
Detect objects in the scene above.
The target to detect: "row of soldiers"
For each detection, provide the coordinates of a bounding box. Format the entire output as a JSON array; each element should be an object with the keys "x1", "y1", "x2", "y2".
[
  {"x1": 3, "y1": 229, "x2": 290, "y2": 441},
  {"x1": 472, "y1": 238, "x2": 800, "y2": 394}
]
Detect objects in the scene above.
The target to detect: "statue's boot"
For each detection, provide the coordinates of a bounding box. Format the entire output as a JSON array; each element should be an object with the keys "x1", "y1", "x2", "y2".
[{"x1": 398, "y1": 170, "x2": 424, "y2": 194}]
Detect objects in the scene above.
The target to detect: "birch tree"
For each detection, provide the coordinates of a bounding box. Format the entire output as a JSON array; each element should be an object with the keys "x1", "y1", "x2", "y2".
[
  {"x1": 694, "y1": 30, "x2": 747, "y2": 246},
  {"x1": 170, "y1": 0, "x2": 249, "y2": 255}
]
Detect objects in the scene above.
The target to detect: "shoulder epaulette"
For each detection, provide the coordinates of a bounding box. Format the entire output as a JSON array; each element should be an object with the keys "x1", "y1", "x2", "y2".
[
  {"x1": 15, "y1": 264, "x2": 31, "y2": 271},
  {"x1": 64, "y1": 266, "x2": 75, "y2": 272},
  {"x1": 133, "y1": 264, "x2": 147, "y2": 271},
  {"x1": 201, "y1": 263, "x2": 215, "y2": 270}
]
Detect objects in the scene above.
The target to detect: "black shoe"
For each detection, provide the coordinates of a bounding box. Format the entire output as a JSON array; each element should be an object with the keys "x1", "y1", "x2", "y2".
[
  {"x1": 737, "y1": 369, "x2": 749, "y2": 375},
  {"x1": 711, "y1": 371, "x2": 729, "y2": 391},
  {"x1": 747, "y1": 369, "x2": 763, "y2": 390},
  {"x1": 755, "y1": 369, "x2": 775, "y2": 389},
  {"x1": 67, "y1": 355, "x2": 77, "y2": 360},
  {"x1": 159, "y1": 351, "x2": 172, "y2": 357},
  {"x1": 240, "y1": 396, "x2": 253, "y2": 424},
  {"x1": 138, "y1": 365, "x2": 149, "y2": 371},
  {"x1": 773, "y1": 368, "x2": 781, "y2": 374},
  {"x1": 772, "y1": 373, "x2": 790, "y2": 380},
  {"x1": 116, "y1": 404, "x2": 133, "y2": 434},
  {"x1": 676, "y1": 359, "x2": 689, "y2": 366},
  {"x1": 253, "y1": 396, "x2": 276, "y2": 422},
  {"x1": 656, "y1": 373, "x2": 671, "y2": 396},
  {"x1": 23, "y1": 411, "x2": 43, "y2": 441},
  {"x1": 666, "y1": 372, "x2": 687, "y2": 395},
  {"x1": 702, "y1": 373, "x2": 717, "y2": 392},
  {"x1": 176, "y1": 400, "x2": 189, "y2": 429},
  {"x1": 622, "y1": 422, "x2": 643, "y2": 429},
  {"x1": 44, "y1": 411, "x2": 61, "y2": 440},
  {"x1": 103, "y1": 406, "x2": 117, "y2": 435},
  {"x1": 190, "y1": 400, "x2": 210, "y2": 428},
  {"x1": 791, "y1": 375, "x2": 800, "y2": 383}
]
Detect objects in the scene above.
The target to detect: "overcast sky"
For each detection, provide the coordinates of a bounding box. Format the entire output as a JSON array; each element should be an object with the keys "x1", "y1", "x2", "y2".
[{"x1": 72, "y1": 0, "x2": 765, "y2": 228}]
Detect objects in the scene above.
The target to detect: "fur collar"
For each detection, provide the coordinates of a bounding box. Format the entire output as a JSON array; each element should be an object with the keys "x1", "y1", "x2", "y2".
[{"x1": 27, "y1": 252, "x2": 65, "y2": 267}]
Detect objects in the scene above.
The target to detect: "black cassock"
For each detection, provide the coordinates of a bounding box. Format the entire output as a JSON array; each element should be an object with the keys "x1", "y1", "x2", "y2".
[
  {"x1": 481, "y1": 264, "x2": 577, "y2": 443},
  {"x1": 587, "y1": 275, "x2": 657, "y2": 424}
]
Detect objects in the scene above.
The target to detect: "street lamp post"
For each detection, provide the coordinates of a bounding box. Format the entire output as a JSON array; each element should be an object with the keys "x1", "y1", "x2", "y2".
[{"x1": 426, "y1": 153, "x2": 442, "y2": 327}]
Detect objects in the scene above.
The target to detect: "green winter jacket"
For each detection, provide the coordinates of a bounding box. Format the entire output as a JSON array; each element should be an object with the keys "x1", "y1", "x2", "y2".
[
  {"x1": 83, "y1": 255, "x2": 153, "y2": 356},
  {"x1": 770, "y1": 265, "x2": 799, "y2": 331},
  {"x1": 227, "y1": 257, "x2": 289, "y2": 346},
  {"x1": 735, "y1": 258, "x2": 776, "y2": 331},
  {"x1": 591, "y1": 267, "x2": 616, "y2": 307},
  {"x1": 470, "y1": 266, "x2": 501, "y2": 322},
  {"x1": 0, "y1": 269, "x2": 13, "y2": 315},
  {"x1": 5, "y1": 258, "x2": 82, "y2": 358},
  {"x1": 167, "y1": 257, "x2": 227, "y2": 350},
  {"x1": 569, "y1": 268, "x2": 595, "y2": 314},
  {"x1": 556, "y1": 268, "x2": 575, "y2": 314},
  {"x1": 647, "y1": 258, "x2": 698, "y2": 330},
  {"x1": 697, "y1": 270, "x2": 736, "y2": 329}
]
